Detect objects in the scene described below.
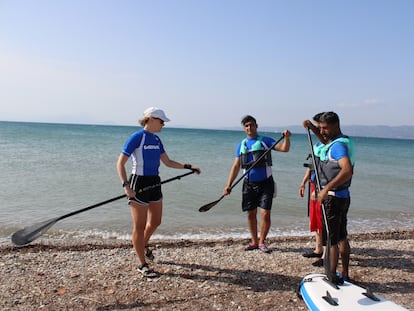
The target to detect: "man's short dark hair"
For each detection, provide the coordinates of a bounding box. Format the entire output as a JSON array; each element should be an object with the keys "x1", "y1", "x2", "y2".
[
  {"x1": 313, "y1": 112, "x2": 325, "y2": 122},
  {"x1": 241, "y1": 115, "x2": 256, "y2": 125},
  {"x1": 319, "y1": 111, "x2": 340, "y2": 124}
]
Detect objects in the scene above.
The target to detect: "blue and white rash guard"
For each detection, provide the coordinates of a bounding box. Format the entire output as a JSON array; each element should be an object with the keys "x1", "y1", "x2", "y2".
[{"x1": 121, "y1": 129, "x2": 165, "y2": 176}]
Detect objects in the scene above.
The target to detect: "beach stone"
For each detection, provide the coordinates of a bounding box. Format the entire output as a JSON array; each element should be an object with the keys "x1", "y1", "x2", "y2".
[{"x1": 0, "y1": 230, "x2": 413, "y2": 310}]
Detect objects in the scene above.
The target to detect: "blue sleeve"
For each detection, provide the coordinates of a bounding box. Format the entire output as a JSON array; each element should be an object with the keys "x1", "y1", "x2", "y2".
[
  {"x1": 235, "y1": 142, "x2": 242, "y2": 158},
  {"x1": 122, "y1": 131, "x2": 143, "y2": 157},
  {"x1": 330, "y1": 142, "x2": 349, "y2": 161},
  {"x1": 159, "y1": 138, "x2": 166, "y2": 154}
]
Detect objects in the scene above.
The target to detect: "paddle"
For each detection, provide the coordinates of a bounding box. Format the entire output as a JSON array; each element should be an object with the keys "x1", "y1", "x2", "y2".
[
  {"x1": 305, "y1": 154, "x2": 312, "y2": 217},
  {"x1": 199, "y1": 134, "x2": 285, "y2": 212},
  {"x1": 305, "y1": 128, "x2": 332, "y2": 281},
  {"x1": 307, "y1": 178, "x2": 311, "y2": 217},
  {"x1": 11, "y1": 170, "x2": 196, "y2": 246}
]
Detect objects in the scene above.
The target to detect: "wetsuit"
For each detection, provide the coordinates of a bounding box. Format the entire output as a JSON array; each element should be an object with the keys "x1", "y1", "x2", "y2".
[{"x1": 121, "y1": 129, "x2": 166, "y2": 205}]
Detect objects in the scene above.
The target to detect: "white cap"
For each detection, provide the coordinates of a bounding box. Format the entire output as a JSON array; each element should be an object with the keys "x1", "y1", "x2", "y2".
[{"x1": 143, "y1": 107, "x2": 170, "y2": 122}]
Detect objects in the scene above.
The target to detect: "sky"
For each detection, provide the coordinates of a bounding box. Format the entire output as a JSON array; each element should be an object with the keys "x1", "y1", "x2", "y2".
[{"x1": 1, "y1": 0, "x2": 413, "y2": 129}]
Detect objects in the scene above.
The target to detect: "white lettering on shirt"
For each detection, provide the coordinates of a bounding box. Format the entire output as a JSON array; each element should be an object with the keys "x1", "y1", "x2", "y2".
[{"x1": 143, "y1": 145, "x2": 160, "y2": 150}]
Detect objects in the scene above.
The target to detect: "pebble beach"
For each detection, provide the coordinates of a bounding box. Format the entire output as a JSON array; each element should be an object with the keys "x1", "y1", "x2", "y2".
[{"x1": 1, "y1": 229, "x2": 413, "y2": 310}]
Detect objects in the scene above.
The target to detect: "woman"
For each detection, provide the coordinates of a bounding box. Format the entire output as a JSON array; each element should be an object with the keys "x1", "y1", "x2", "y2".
[{"x1": 116, "y1": 107, "x2": 201, "y2": 277}]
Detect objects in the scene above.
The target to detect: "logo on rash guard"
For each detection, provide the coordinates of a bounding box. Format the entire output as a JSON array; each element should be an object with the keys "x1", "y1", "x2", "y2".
[{"x1": 144, "y1": 145, "x2": 160, "y2": 150}]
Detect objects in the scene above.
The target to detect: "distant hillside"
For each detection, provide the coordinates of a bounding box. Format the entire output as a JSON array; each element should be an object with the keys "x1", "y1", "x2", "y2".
[
  {"x1": 182, "y1": 124, "x2": 414, "y2": 139},
  {"x1": 265, "y1": 125, "x2": 414, "y2": 140}
]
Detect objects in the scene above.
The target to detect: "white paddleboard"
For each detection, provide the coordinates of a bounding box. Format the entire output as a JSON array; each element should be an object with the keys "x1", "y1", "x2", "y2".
[{"x1": 299, "y1": 273, "x2": 409, "y2": 311}]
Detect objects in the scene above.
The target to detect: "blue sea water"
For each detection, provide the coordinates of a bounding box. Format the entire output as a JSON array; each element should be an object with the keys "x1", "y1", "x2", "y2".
[{"x1": 0, "y1": 121, "x2": 413, "y2": 244}]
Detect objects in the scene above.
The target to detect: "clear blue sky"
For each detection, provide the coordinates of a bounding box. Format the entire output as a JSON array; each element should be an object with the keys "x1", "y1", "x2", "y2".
[{"x1": 1, "y1": 0, "x2": 413, "y2": 128}]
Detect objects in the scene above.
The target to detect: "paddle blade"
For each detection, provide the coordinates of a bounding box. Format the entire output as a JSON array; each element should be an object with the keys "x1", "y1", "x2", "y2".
[
  {"x1": 11, "y1": 218, "x2": 59, "y2": 246},
  {"x1": 198, "y1": 196, "x2": 224, "y2": 212}
]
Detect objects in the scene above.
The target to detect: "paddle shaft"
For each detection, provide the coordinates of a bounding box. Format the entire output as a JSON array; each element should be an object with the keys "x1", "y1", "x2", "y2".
[
  {"x1": 306, "y1": 128, "x2": 331, "y2": 278},
  {"x1": 199, "y1": 134, "x2": 284, "y2": 212},
  {"x1": 228, "y1": 134, "x2": 284, "y2": 192},
  {"x1": 57, "y1": 170, "x2": 195, "y2": 221},
  {"x1": 307, "y1": 179, "x2": 310, "y2": 217},
  {"x1": 11, "y1": 170, "x2": 196, "y2": 245}
]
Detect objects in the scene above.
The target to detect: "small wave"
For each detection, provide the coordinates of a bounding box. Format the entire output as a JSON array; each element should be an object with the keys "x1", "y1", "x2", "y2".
[{"x1": 2, "y1": 216, "x2": 412, "y2": 247}]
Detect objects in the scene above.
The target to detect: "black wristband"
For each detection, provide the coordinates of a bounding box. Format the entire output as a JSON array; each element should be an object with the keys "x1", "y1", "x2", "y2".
[
  {"x1": 122, "y1": 181, "x2": 130, "y2": 187},
  {"x1": 184, "y1": 164, "x2": 192, "y2": 169}
]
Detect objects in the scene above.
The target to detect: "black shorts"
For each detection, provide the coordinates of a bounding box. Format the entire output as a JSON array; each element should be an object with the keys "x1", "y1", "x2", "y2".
[
  {"x1": 128, "y1": 175, "x2": 162, "y2": 206},
  {"x1": 242, "y1": 176, "x2": 275, "y2": 212},
  {"x1": 322, "y1": 196, "x2": 350, "y2": 246}
]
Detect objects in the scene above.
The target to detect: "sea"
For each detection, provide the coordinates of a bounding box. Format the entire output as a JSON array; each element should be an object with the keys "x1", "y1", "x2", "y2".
[{"x1": 1, "y1": 121, "x2": 413, "y2": 245}]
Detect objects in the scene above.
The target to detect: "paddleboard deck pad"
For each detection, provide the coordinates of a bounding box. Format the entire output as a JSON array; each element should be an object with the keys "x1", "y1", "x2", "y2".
[{"x1": 299, "y1": 273, "x2": 409, "y2": 311}]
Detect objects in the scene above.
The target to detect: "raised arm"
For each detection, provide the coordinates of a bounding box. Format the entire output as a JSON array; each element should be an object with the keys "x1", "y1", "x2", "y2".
[{"x1": 275, "y1": 130, "x2": 291, "y2": 152}]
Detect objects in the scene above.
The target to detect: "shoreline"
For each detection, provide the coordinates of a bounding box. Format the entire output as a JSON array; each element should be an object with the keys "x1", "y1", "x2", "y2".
[
  {"x1": 1, "y1": 229, "x2": 413, "y2": 310},
  {"x1": 2, "y1": 228, "x2": 413, "y2": 251}
]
